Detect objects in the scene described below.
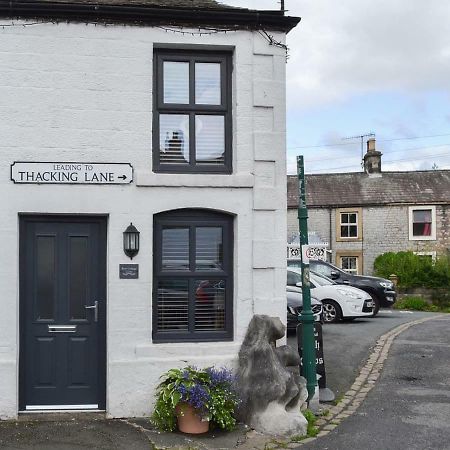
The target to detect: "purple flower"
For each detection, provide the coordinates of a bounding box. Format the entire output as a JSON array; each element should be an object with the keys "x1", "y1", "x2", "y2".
[{"x1": 206, "y1": 367, "x2": 237, "y2": 391}]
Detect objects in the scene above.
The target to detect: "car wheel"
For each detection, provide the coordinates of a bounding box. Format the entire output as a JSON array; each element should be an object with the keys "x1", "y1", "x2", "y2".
[
  {"x1": 370, "y1": 294, "x2": 381, "y2": 317},
  {"x1": 322, "y1": 300, "x2": 342, "y2": 324}
]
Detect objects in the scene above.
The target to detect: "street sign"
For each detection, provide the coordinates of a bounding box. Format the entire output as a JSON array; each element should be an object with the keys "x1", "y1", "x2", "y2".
[{"x1": 10, "y1": 162, "x2": 133, "y2": 184}]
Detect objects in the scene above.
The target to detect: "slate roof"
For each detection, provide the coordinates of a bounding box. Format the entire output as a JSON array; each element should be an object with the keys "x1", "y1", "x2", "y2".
[
  {"x1": 1, "y1": 0, "x2": 300, "y2": 31},
  {"x1": 287, "y1": 170, "x2": 450, "y2": 208}
]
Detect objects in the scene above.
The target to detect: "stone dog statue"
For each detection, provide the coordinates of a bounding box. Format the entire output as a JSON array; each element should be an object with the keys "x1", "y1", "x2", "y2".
[{"x1": 236, "y1": 315, "x2": 308, "y2": 436}]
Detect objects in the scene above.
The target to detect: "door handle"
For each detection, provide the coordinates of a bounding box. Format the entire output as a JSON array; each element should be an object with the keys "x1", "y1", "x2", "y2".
[{"x1": 85, "y1": 301, "x2": 98, "y2": 322}]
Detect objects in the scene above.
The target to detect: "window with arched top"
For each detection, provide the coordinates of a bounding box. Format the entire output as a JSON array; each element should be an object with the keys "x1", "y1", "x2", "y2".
[{"x1": 153, "y1": 209, "x2": 233, "y2": 342}]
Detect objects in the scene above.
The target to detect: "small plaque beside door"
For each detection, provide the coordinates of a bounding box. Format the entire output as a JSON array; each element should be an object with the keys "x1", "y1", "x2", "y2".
[{"x1": 119, "y1": 264, "x2": 139, "y2": 279}]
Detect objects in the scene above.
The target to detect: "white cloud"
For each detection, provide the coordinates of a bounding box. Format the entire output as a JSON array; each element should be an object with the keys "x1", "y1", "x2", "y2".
[{"x1": 226, "y1": 0, "x2": 450, "y2": 110}]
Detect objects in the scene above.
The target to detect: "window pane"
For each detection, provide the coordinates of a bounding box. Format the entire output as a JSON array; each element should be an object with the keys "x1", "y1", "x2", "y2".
[
  {"x1": 163, "y1": 61, "x2": 189, "y2": 104},
  {"x1": 413, "y1": 210, "x2": 432, "y2": 223},
  {"x1": 195, "y1": 63, "x2": 221, "y2": 105},
  {"x1": 195, "y1": 279, "x2": 226, "y2": 331},
  {"x1": 69, "y1": 236, "x2": 88, "y2": 320},
  {"x1": 162, "y1": 228, "x2": 189, "y2": 271},
  {"x1": 349, "y1": 225, "x2": 358, "y2": 237},
  {"x1": 195, "y1": 115, "x2": 225, "y2": 164},
  {"x1": 157, "y1": 279, "x2": 189, "y2": 331},
  {"x1": 287, "y1": 271, "x2": 301, "y2": 286},
  {"x1": 159, "y1": 114, "x2": 190, "y2": 164},
  {"x1": 413, "y1": 223, "x2": 431, "y2": 236},
  {"x1": 196, "y1": 227, "x2": 223, "y2": 271},
  {"x1": 341, "y1": 257, "x2": 357, "y2": 273},
  {"x1": 341, "y1": 225, "x2": 348, "y2": 237},
  {"x1": 348, "y1": 213, "x2": 357, "y2": 223},
  {"x1": 341, "y1": 213, "x2": 348, "y2": 224},
  {"x1": 36, "y1": 236, "x2": 56, "y2": 320}
]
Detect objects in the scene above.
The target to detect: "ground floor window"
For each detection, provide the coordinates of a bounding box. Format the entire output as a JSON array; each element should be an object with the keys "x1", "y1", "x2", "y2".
[
  {"x1": 340, "y1": 256, "x2": 359, "y2": 274},
  {"x1": 153, "y1": 209, "x2": 233, "y2": 342},
  {"x1": 335, "y1": 250, "x2": 363, "y2": 275}
]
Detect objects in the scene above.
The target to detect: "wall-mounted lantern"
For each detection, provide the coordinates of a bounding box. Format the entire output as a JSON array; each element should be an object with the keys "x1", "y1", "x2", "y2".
[{"x1": 123, "y1": 223, "x2": 140, "y2": 259}]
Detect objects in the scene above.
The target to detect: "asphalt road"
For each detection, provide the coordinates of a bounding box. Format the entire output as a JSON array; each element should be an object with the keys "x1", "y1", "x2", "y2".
[
  {"x1": 300, "y1": 314, "x2": 450, "y2": 450},
  {"x1": 287, "y1": 309, "x2": 441, "y2": 398}
]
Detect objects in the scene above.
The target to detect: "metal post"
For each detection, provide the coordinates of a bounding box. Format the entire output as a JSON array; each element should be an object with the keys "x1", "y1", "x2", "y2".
[{"x1": 297, "y1": 155, "x2": 317, "y2": 401}]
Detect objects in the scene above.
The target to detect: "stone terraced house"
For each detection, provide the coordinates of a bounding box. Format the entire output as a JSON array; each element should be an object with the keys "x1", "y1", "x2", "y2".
[
  {"x1": 0, "y1": 0, "x2": 299, "y2": 419},
  {"x1": 287, "y1": 139, "x2": 450, "y2": 275}
]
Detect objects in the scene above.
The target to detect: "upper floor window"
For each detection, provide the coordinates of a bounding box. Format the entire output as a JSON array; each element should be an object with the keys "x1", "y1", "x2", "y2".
[
  {"x1": 153, "y1": 209, "x2": 233, "y2": 342},
  {"x1": 336, "y1": 208, "x2": 362, "y2": 241},
  {"x1": 153, "y1": 50, "x2": 232, "y2": 174},
  {"x1": 408, "y1": 206, "x2": 436, "y2": 240}
]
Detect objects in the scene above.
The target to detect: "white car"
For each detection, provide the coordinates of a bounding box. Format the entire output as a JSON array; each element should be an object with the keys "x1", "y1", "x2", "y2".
[{"x1": 287, "y1": 268, "x2": 374, "y2": 323}]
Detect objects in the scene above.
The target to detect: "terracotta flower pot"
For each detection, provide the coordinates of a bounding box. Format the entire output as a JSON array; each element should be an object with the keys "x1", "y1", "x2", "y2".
[{"x1": 176, "y1": 403, "x2": 209, "y2": 434}]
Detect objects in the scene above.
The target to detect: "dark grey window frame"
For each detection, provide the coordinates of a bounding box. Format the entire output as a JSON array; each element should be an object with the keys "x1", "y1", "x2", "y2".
[
  {"x1": 153, "y1": 49, "x2": 232, "y2": 174},
  {"x1": 153, "y1": 209, "x2": 234, "y2": 343}
]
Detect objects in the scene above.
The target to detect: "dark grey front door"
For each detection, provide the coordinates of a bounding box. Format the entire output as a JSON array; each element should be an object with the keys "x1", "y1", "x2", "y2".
[{"x1": 19, "y1": 216, "x2": 106, "y2": 410}]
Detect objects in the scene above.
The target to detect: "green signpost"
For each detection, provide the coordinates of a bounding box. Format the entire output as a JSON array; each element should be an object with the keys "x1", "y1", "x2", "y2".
[{"x1": 297, "y1": 155, "x2": 317, "y2": 401}]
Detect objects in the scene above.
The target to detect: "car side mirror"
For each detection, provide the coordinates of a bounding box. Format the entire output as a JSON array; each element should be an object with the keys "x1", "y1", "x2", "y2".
[{"x1": 330, "y1": 271, "x2": 339, "y2": 280}]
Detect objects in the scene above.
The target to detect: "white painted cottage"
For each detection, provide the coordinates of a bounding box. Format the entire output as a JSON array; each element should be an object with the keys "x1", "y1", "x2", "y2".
[{"x1": 0, "y1": 0, "x2": 299, "y2": 419}]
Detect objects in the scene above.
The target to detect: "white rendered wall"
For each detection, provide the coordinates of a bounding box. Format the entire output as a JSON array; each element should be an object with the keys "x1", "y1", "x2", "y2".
[{"x1": 0, "y1": 21, "x2": 288, "y2": 418}]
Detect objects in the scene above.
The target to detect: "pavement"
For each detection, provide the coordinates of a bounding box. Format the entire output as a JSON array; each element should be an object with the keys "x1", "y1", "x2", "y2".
[
  {"x1": 297, "y1": 314, "x2": 450, "y2": 450},
  {"x1": 0, "y1": 310, "x2": 447, "y2": 450},
  {"x1": 287, "y1": 309, "x2": 438, "y2": 397}
]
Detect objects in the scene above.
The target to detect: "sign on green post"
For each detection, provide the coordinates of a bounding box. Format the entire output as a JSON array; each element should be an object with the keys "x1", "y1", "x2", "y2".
[{"x1": 296, "y1": 155, "x2": 317, "y2": 401}]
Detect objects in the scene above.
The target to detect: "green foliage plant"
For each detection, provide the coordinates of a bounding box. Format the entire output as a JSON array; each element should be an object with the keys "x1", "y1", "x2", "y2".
[
  {"x1": 374, "y1": 251, "x2": 450, "y2": 289},
  {"x1": 303, "y1": 409, "x2": 319, "y2": 437},
  {"x1": 394, "y1": 296, "x2": 450, "y2": 313},
  {"x1": 151, "y1": 366, "x2": 240, "y2": 432}
]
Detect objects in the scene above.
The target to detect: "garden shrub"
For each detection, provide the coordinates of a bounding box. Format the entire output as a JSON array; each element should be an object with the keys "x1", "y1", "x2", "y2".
[
  {"x1": 374, "y1": 251, "x2": 450, "y2": 289},
  {"x1": 393, "y1": 296, "x2": 429, "y2": 311},
  {"x1": 431, "y1": 290, "x2": 450, "y2": 309}
]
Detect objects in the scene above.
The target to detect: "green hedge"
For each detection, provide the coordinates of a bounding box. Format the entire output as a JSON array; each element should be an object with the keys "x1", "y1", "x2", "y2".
[{"x1": 373, "y1": 251, "x2": 450, "y2": 289}]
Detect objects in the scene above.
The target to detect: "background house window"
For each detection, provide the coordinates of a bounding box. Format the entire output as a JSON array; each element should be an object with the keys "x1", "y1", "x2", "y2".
[
  {"x1": 340, "y1": 212, "x2": 358, "y2": 238},
  {"x1": 336, "y1": 208, "x2": 362, "y2": 241},
  {"x1": 408, "y1": 206, "x2": 436, "y2": 240},
  {"x1": 340, "y1": 256, "x2": 359, "y2": 274},
  {"x1": 153, "y1": 209, "x2": 233, "y2": 342},
  {"x1": 153, "y1": 50, "x2": 232, "y2": 173}
]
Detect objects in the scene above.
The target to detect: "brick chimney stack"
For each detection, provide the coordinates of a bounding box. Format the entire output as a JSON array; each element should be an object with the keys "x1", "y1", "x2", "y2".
[{"x1": 363, "y1": 138, "x2": 382, "y2": 174}]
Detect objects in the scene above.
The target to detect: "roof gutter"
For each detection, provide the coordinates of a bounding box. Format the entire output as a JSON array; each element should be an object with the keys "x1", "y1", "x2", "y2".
[{"x1": 0, "y1": 1, "x2": 300, "y2": 32}]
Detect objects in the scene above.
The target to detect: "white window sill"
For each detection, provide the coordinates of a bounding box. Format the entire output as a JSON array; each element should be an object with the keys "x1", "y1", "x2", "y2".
[
  {"x1": 409, "y1": 236, "x2": 436, "y2": 241},
  {"x1": 136, "y1": 171, "x2": 254, "y2": 188}
]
